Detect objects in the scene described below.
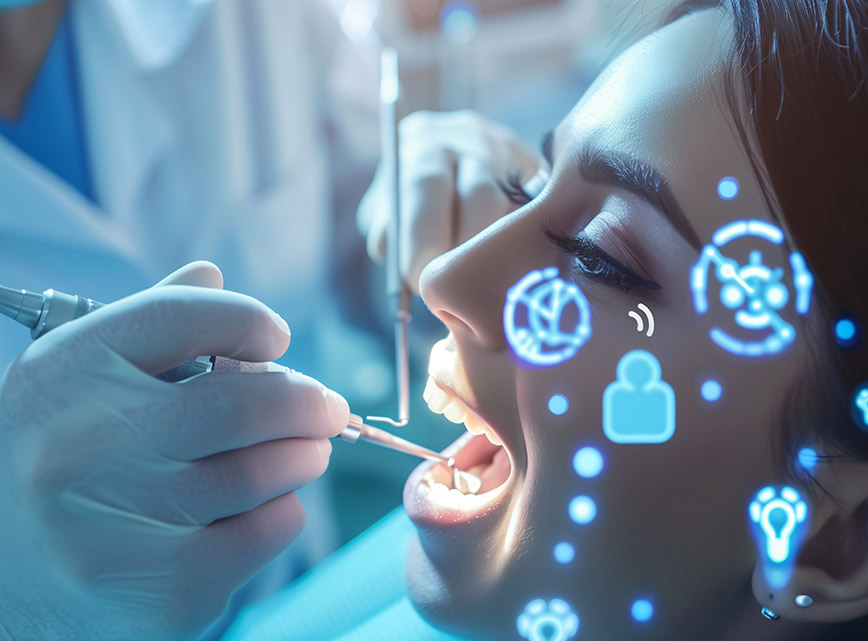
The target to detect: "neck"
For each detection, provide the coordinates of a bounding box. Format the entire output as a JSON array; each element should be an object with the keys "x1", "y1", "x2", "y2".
[{"x1": 0, "y1": 0, "x2": 67, "y2": 121}]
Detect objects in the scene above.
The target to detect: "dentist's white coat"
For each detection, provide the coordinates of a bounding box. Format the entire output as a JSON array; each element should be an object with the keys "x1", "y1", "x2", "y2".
[
  {"x1": 0, "y1": 1, "x2": 379, "y2": 635},
  {"x1": 0, "y1": 0, "x2": 379, "y2": 368}
]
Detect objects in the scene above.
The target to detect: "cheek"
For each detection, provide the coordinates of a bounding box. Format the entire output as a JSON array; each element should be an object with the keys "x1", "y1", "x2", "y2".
[{"x1": 510, "y1": 315, "x2": 788, "y2": 547}]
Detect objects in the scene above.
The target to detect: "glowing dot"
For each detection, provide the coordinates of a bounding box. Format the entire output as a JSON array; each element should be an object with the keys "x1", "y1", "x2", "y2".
[
  {"x1": 632, "y1": 599, "x2": 654, "y2": 622},
  {"x1": 554, "y1": 542, "x2": 575, "y2": 564},
  {"x1": 798, "y1": 447, "x2": 818, "y2": 471},
  {"x1": 569, "y1": 496, "x2": 597, "y2": 525},
  {"x1": 766, "y1": 286, "x2": 787, "y2": 307},
  {"x1": 573, "y1": 447, "x2": 604, "y2": 478},
  {"x1": 701, "y1": 379, "x2": 722, "y2": 402},
  {"x1": 717, "y1": 177, "x2": 739, "y2": 200},
  {"x1": 548, "y1": 394, "x2": 569, "y2": 415},
  {"x1": 835, "y1": 318, "x2": 858, "y2": 347}
]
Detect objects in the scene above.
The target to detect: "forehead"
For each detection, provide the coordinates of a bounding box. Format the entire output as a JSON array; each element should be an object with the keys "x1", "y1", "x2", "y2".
[{"x1": 555, "y1": 9, "x2": 769, "y2": 242}]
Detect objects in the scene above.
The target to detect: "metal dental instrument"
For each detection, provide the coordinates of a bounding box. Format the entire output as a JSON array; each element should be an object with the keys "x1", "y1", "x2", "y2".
[
  {"x1": 366, "y1": 46, "x2": 411, "y2": 430},
  {"x1": 0, "y1": 284, "x2": 103, "y2": 339},
  {"x1": 0, "y1": 284, "x2": 458, "y2": 465},
  {"x1": 343, "y1": 414, "x2": 453, "y2": 466}
]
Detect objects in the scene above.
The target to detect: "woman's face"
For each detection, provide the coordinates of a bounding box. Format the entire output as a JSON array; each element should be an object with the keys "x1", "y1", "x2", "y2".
[{"x1": 404, "y1": 9, "x2": 815, "y2": 641}]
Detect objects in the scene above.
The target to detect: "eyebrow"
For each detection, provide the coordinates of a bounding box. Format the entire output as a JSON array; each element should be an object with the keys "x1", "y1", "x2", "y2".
[{"x1": 541, "y1": 131, "x2": 702, "y2": 251}]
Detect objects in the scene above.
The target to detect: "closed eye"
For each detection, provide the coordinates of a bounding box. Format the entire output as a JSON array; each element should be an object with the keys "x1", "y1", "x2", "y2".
[{"x1": 543, "y1": 223, "x2": 661, "y2": 294}]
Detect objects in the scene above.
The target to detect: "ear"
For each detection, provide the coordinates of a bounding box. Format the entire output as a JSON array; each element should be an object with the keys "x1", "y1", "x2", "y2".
[{"x1": 751, "y1": 459, "x2": 868, "y2": 622}]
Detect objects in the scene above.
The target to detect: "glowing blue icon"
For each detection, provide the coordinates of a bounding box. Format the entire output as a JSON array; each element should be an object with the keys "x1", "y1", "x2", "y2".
[
  {"x1": 517, "y1": 599, "x2": 579, "y2": 641},
  {"x1": 549, "y1": 394, "x2": 569, "y2": 415},
  {"x1": 701, "y1": 379, "x2": 722, "y2": 402},
  {"x1": 797, "y1": 447, "x2": 818, "y2": 471},
  {"x1": 717, "y1": 177, "x2": 740, "y2": 200},
  {"x1": 855, "y1": 385, "x2": 868, "y2": 431},
  {"x1": 554, "y1": 542, "x2": 575, "y2": 564},
  {"x1": 835, "y1": 317, "x2": 860, "y2": 348},
  {"x1": 573, "y1": 447, "x2": 604, "y2": 478},
  {"x1": 631, "y1": 599, "x2": 654, "y2": 623},
  {"x1": 504, "y1": 267, "x2": 592, "y2": 367},
  {"x1": 603, "y1": 350, "x2": 675, "y2": 444},
  {"x1": 691, "y1": 220, "x2": 814, "y2": 357},
  {"x1": 749, "y1": 486, "x2": 809, "y2": 588},
  {"x1": 569, "y1": 496, "x2": 597, "y2": 525}
]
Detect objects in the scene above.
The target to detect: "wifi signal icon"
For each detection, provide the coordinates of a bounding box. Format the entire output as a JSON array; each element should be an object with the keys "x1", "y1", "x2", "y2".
[{"x1": 628, "y1": 303, "x2": 655, "y2": 337}]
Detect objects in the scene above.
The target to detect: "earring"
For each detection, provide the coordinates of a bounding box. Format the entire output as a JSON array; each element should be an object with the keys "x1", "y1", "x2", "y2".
[
  {"x1": 761, "y1": 607, "x2": 780, "y2": 620},
  {"x1": 795, "y1": 595, "x2": 814, "y2": 608}
]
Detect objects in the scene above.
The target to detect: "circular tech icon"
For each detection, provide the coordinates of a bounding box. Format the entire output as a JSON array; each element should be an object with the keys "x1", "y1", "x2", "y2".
[
  {"x1": 690, "y1": 220, "x2": 814, "y2": 357},
  {"x1": 504, "y1": 267, "x2": 592, "y2": 367}
]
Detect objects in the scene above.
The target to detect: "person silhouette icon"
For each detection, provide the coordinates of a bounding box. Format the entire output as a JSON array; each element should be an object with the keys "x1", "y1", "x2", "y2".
[{"x1": 603, "y1": 350, "x2": 676, "y2": 444}]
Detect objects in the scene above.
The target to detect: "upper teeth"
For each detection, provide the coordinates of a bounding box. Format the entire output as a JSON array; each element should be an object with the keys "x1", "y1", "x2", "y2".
[{"x1": 423, "y1": 377, "x2": 503, "y2": 447}]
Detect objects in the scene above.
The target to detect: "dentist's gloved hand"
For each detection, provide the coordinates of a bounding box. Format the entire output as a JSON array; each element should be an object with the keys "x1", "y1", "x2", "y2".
[
  {"x1": 357, "y1": 109, "x2": 545, "y2": 293},
  {"x1": 0, "y1": 262, "x2": 349, "y2": 641}
]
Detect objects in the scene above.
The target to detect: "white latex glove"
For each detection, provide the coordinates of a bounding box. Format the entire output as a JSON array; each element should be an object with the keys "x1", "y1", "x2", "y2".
[
  {"x1": 0, "y1": 262, "x2": 349, "y2": 641},
  {"x1": 357, "y1": 110, "x2": 545, "y2": 293}
]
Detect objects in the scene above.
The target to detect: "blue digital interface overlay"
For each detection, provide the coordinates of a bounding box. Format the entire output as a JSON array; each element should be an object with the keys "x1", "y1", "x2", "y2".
[
  {"x1": 854, "y1": 384, "x2": 868, "y2": 431},
  {"x1": 603, "y1": 350, "x2": 676, "y2": 444},
  {"x1": 748, "y1": 486, "x2": 809, "y2": 588},
  {"x1": 797, "y1": 447, "x2": 818, "y2": 472},
  {"x1": 554, "y1": 542, "x2": 575, "y2": 564},
  {"x1": 835, "y1": 317, "x2": 861, "y2": 349},
  {"x1": 631, "y1": 599, "x2": 654, "y2": 623},
  {"x1": 691, "y1": 220, "x2": 814, "y2": 357},
  {"x1": 569, "y1": 495, "x2": 597, "y2": 525},
  {"x1": 517, "y1": 599, "x2": 579, "y2": 641},
  {"x1": 701, "y1": 379, "x2": 722, "y2": 402},
  {"x1": 549, "y1": 394, "x2": 569, "y2": 415},
  {"x1": 717, "y1": 177, "x2": 740, "y2": 200},
  {"x1": 504, "y1": 267, "x2": 592, "y2": 367},
  {"x1": 573, "y1": 447, "x2": 604, "y2": 478}
]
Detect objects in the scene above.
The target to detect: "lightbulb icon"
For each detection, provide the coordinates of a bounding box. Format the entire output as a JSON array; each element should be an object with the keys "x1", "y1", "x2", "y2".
[{"x1": 749, "y1": 486, "x2": 808, "y2": 587}]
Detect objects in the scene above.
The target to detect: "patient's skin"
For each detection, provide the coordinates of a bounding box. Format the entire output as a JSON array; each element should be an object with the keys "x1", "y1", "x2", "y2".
[{"x1": 404, "y1": 9, "x2": 822, "y2": 641}]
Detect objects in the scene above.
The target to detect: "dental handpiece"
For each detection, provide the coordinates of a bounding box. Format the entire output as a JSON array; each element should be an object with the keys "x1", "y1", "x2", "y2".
[{"x1": 0, "y1": 284, "x2": 454, "y2": 465}]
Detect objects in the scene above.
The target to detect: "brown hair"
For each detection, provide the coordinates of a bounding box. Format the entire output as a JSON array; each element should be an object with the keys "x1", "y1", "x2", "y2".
[{"x1": 671, "y1": 0, "x2": 868, "y2": 477}]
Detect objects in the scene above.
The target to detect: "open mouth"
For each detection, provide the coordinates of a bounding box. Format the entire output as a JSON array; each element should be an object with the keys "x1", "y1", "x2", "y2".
[{"x1": 403, "y1": 368, "x2": 513, "y2": 527}]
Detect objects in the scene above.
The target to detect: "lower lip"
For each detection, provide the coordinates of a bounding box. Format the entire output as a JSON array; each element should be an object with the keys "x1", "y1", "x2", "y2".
[{"x1": 403, "y1": 431, "x2": 512, "y2": 528}]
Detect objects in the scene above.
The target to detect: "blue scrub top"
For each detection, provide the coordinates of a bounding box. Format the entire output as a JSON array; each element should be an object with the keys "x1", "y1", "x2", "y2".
[
  {"x1": 221, "y1": 508, "x2": 474, "y2": 641},
  {"x1": 0, "y1": 7, "x2": 93, "y2": 200}
]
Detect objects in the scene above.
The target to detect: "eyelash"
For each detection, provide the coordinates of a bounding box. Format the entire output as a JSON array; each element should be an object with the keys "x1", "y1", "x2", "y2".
[
  {"x1": 544, "y1": 227, "x2": 661, "y2": 294},
  {"x1": 496, "y1": 170, "x2": 661, "y2": 294}
]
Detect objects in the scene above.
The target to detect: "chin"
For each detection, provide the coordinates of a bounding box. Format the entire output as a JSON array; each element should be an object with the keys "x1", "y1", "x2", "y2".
[{"x1": 405, "y1": 535, "x2": 526, "y2": 641}]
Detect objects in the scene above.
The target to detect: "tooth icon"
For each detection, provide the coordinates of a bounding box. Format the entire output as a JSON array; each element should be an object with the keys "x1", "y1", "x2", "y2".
[{"x1": 749, "y1": 486, "x2": 809, "y2": 588}]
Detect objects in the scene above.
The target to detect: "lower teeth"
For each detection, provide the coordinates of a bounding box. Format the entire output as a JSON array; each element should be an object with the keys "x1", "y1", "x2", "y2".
[{"x1": 453, "y1": 468, "x2": 482, "y2": 494}]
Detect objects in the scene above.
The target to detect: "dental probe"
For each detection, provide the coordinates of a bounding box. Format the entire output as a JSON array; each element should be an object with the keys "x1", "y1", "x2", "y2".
[
  {"x1": 366, "y1": 46, "x2": 411, "y2": 430},
  {"x1": 0, "y1": 284, "x2": 468, "y2": 468}
]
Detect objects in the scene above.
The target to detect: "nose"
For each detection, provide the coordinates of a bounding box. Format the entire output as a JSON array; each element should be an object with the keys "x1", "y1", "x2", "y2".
[{"x1": 419, "y1": 208, "x2": 549, "y2": 350}]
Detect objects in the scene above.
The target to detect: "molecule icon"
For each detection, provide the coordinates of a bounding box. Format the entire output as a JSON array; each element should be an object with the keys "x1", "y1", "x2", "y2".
[
  {"x1": 503, "y1": 267, "x2": 592, "y2": 367},
  {"x1": 691, "y1": 220, "x2": 813, "y2": 357},
  {"x1": 517, "y1": 598, "x2": 579, "y2": 641}
]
